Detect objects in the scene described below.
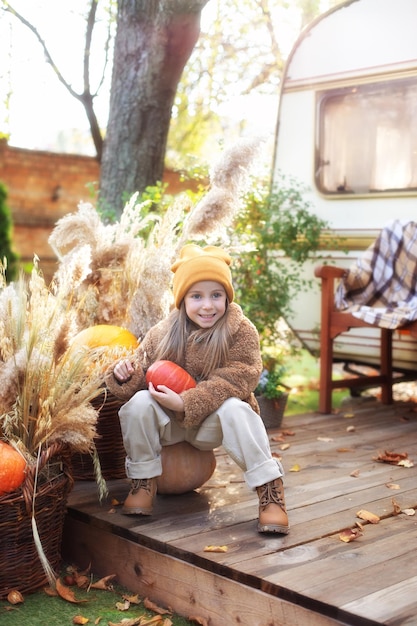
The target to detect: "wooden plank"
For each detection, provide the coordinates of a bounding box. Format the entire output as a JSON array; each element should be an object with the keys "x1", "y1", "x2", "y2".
[
  {"x1": 245, "y1": 516, "x2": 417, "y2": 593},
  {"x1": 342, "y1": 575, "x2": 417, "y2": 625},
  {"x1": 62, "y1": 516, "x2": 351, "y2": 626},
  {"x1": 64, "y1": 402, "x2": 417, "y2": 626}
]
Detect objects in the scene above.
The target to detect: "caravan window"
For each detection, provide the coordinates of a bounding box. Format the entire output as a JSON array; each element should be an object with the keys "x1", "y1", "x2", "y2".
[{"x1": 316, "y1": 78, "x2": 417, "y2": 194}]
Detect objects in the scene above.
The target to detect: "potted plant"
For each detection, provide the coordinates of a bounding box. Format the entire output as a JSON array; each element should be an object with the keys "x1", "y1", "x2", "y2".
[{"x1": 255, "y1": 360, "x2": 289, "y2": 429}]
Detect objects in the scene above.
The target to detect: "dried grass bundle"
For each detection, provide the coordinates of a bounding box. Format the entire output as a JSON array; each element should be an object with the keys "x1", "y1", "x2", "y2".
[{"x1": 0, "y1": 259, "x2": 106, "y2": 459}]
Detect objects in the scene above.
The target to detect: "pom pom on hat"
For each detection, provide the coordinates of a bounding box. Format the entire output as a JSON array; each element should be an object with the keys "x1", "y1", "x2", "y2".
[{"x1": 171, "y1": 244, "x2": 234, "y2": 308}]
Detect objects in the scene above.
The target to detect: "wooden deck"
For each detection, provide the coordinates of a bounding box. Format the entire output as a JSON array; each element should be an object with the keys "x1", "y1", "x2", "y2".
[{"x1": 62, "y1": 398, "x2": 417, "y2": 626}]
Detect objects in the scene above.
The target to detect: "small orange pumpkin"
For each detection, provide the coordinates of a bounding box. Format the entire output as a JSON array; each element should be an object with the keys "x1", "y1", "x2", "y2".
[
  {"x1": 0, "y1": 441, "x2": 27, "y2": 496},
  {"x1": 146, "y1": 360, "x2": 196, "y2": 394},
  {"x1": 70, "y1": 325, "x2": 139, "y2": 351}
]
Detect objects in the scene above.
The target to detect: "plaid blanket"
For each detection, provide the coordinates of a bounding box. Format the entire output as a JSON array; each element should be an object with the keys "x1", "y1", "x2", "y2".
[{"x1": 334, "y1": 220, "x2": 417, "y2": 329}]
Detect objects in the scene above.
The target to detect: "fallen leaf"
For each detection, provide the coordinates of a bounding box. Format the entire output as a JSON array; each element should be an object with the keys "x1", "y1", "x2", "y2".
[
  {"x1": 392, "y1": 498, "x2": 402, "y2": 515},
  {"x1": 272, "y1": 452, "x2": 282, "y2": 460},
  {"x1": 162, "y1": 619, "x2": 173, "y2": 626},
  {"x1": 141, "y1": 615, "x2": 165, "y2": 624},
  {"x1": 74, "y1": 574, "x2": 90, "y2": 589},
  {"x1": 280, "y1": 443, "x2": 290, "y2": 451},
  {"x1": 7, "y1": 590, "x2": 24, "y2": 605},
  {"x1": 144, "y1": 598, "x2": 172, "y2": 615},
  {"x1": 402, "y1": 508, "x2": 416, "y2": 516},
  {"x1": 346, "y1": 425, "x2": 356, "y2": 432},
  {"x1": 398, "y1": 459, "x2": 414, "y2": 468},
  {"x1": 343, "y1": 412, "x2": 355, "y2": 418},
  {"x1": 281, "y1": 430, "x2": 295, "y2": 436},
  {"x1": 356, "y1": 509, "x2": 380, "y2": 524},
  {"x1": 90, "y1": 574, "x2": 116, "y2": 590},
  {"x1": 122, "y1": 593, "x2": 141, "y2": 605},
  {"x1": 94, "y1": 619, "x2": 102, "y2": 625},
  {"x1": 317, "y1": 436, "x2": 333, "y2": 442},
  {"x1": 43, "y1": 586, "x2": 58, "y2": 597},
  {"x1": 115, "y1": 599, "x2": 130, "y2": 611},
  {"x1": 271, "y1": 435, "x2": 285, "y2": 442},
  {"x1": 386, "y1": 483, "x2": 400, "y2": 490},
  {"x1": 108, "y1": 618, "x2": 146, "y2": 626},
  {"x1": 289, "y1": 464, "x2": 301, "y2": 472},
  {"x1": 203, "y1": 545, "x2": 228, "y2": 553},
  {"x1": 73, "y1": 617, "x2": 89, "y2": 625},
  {"x1": 374, "y1": 450, "x2": 410, "y2": 465},
  {"x1": 337, "y1": 447, "x2": 353, "y2": 452},
  {"x1": 56, "y1": 578, "x2": 88, "y2": 604},
  {"x1": 350, "y1": 469, "x2": 360, "y2": 477},
  {"x1": 339, "y1": 527, "x2": 362, "y2": 542},
  {"x1": 111, "y1": 498, "x2": 120, "y2": 506}
]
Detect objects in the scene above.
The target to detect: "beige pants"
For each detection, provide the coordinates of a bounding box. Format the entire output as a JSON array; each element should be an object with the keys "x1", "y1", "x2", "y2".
[{"x1": 118, "y1": 391, "x2": 283, "y2": 490}]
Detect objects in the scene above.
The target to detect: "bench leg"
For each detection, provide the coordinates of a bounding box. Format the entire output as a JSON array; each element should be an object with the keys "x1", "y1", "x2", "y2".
[
  {"x1": 380, "y1": 328, "x2": 393, "y2": 404},
  {"x1": 319, "y1": 332, "x2": 334, "y2": 414}
]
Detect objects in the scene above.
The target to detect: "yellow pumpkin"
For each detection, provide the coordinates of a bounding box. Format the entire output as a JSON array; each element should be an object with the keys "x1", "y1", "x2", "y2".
[
  {"x1": 70, "y1": 325, "x2": 139, "y2": 351},
  {"x1": 157, "y1": 442, "x2": 216, "y2": 495}
]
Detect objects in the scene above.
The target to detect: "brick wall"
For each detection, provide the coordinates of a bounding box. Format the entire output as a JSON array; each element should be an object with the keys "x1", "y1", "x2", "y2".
[{"x1": 0, "y1": 139, "x2": 199, "y2": 281}]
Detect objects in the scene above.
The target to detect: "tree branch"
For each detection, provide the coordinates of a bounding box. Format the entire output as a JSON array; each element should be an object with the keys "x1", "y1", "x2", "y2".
[{"x1": 2, "y1": 0, "x2": 104, "y2": 160}]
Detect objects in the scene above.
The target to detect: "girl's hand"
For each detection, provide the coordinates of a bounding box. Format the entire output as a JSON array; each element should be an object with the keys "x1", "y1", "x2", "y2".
[
  {"x1": 148, "y1": 381, "x2": 185, "y2": 412},
  {"x1": 113, "y1": 359, "x2": 134, "y2": 382}
]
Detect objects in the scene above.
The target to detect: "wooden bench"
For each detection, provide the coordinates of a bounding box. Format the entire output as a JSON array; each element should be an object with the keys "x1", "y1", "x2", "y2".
[{"x1": 314, "y1": 264, "x2": 417, "y2": 414}]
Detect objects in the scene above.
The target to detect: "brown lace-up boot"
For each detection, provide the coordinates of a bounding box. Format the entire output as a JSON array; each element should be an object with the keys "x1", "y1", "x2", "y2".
[
  {"x1": 256, "y1": 477, "x2": 289, "y2": 534},
  {"x1": 122, "y1": 478, "x2": 157, "y2": 515}
]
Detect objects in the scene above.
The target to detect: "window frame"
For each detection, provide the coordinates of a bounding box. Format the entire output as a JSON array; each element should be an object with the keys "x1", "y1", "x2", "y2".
[{"x1": 315, "y1": 76, "x2": 417, "y2": 196}]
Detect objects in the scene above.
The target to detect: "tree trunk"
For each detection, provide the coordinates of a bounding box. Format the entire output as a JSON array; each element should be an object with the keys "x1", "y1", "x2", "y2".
[{"x1": 99, "y1": 0, "x2": 209, "y2": 216}]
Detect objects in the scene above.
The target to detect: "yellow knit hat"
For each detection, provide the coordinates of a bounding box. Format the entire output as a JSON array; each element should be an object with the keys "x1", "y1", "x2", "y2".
[{"x1": 171, "y1": 244, "x2": 234, "y2": 308}]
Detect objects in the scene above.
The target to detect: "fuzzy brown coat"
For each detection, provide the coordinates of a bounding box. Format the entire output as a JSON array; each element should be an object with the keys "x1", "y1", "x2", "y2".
[{"x1": 105, "y1": 302, "x2": 262, "y2": 429}]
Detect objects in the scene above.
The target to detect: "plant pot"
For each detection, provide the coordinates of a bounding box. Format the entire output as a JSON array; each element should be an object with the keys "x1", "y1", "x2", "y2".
[{"x1": 256, "y1": 393, "x2": 288, "y2": 429}]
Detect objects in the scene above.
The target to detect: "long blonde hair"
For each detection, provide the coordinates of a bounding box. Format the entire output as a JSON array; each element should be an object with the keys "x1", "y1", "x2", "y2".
[{"x1": 154, "y1": 301, "x2": 232, "y2": 379}]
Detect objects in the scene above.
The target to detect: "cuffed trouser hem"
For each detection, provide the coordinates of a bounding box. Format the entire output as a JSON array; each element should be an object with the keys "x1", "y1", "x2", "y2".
[
  {"x1": 244, "y1": 458, "x2": 283, "y2": 490},
  {"x1": 125, "y1": 456, "x2": 162, "y2": 479}
]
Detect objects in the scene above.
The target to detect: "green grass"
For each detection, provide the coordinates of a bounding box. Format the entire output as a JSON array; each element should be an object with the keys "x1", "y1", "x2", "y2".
[
  {"x1": 283, "y1": 349, "x2": 349, "y2": 415},
  {"x1": 0, "y1": 568, "x2": 195, "y2": 625}
]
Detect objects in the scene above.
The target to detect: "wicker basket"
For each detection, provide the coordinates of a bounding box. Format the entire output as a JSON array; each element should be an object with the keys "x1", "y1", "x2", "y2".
[
  {"x1": 256, "y1": 393, "x2": 288, "y2": 429},
  {"x1": 0, "y1": 442, "x2": 73, "y2": 599},
  {"x1": 71, "y1": 392, "x2": 126, "y2": 480}
]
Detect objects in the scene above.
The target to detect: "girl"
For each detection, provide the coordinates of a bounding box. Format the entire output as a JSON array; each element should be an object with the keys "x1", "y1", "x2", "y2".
[{"x1": 105, "y1": 244, "x2": 289, "y2": 534}]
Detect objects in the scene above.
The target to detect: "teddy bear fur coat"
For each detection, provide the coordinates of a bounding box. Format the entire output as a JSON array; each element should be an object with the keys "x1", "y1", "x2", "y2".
[{"x1": 105, "y1": 302, "x2": 262, "y2": 429}]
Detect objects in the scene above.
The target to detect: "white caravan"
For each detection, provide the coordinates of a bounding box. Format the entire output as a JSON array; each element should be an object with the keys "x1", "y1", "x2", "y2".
[{"x1": 273, "y1": 0, "x2": 417, "y2": 373}]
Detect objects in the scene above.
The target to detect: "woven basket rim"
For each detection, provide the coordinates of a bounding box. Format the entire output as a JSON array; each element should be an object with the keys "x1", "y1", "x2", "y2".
[{"x1": 0, "y1": 441, "x2": 73, "y2": 512}]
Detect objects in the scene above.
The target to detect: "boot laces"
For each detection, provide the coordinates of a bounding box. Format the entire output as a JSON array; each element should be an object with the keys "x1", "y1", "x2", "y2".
[
  {"x1": 131, "y1": 478, "x2": 152, "y2": 495},
  {"x1": 258, "y1": 480, "x2": 286, "y2": 512}
]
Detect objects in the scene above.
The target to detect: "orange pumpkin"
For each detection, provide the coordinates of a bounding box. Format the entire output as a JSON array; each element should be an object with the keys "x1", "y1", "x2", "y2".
[
  {"x1": 0, "y1": 441, "x2": 27, "y2": 496},
  {"x1": 157, "y1": 442, "x2": 216, "y2": 495},
  {"x1": 70, "y1": 325, "x2": 139, "y2": 351},
  {"x1": 146, "y1": 360, "x2": 196, "y2": 394}
]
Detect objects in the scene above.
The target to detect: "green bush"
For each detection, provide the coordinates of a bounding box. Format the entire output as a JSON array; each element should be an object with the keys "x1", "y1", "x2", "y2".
[
  {"x1": 230, "y1": 174, "x2": 328, "y2": 353},
  {"x1": 0, "y1": 182, "x2": 19, "y2": 282}
]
